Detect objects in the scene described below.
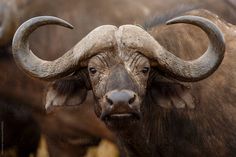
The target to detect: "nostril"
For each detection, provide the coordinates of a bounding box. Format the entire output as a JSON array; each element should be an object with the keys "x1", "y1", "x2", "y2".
[
  {"x1": 128, "y1": 94, "x2": 136, "y2": 104},
  {"x1": 106, "y1": 96, "x2": 113, "y2": 105}
]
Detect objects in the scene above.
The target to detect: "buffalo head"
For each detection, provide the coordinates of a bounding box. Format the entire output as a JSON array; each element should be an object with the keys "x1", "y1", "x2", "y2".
[{"x1": 12, "y1": 15, "x2": 225, "y2": 129}]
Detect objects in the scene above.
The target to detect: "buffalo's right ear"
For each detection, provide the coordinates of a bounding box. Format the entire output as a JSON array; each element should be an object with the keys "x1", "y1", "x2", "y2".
[
  {"x1": 45, "y1": 78, "x2": 88, "y2": 113},
  {"x1": 149, "y1": 71, "x2": 196, "y2": 109}
]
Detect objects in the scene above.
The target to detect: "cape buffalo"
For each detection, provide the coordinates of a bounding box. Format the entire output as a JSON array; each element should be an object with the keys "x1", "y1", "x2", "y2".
[{"x1": 12, "y1": 8, "x2": 236, "y2": 157}]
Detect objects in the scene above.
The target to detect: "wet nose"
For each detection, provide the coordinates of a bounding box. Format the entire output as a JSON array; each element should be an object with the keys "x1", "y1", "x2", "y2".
[{"x1": 106, "y1": 90, "x2": 136, "y2": 106}]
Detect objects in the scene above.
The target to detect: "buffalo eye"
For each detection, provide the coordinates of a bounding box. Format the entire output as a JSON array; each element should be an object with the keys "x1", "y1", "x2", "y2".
[
  {"x1": 89, "y1": 67, "x2": 97, "y2": 74},
  {"x1": 141, "y1": 67, "x2": 150, "y2": 74}
]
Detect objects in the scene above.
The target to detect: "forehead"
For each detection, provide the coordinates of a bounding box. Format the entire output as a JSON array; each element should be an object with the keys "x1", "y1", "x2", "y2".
[
  {"x1": 86, "y1": 24, "x2": 156, "y2": 66},
  {"x1": 74, "y1": 24, "x2": 161, "y2": 67},
  {"x1": 88, "y1": 48, "x2": 149, "y2": 66}
]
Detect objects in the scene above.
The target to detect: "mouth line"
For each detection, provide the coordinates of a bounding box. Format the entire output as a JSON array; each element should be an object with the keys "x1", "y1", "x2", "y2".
[
  {"x1": 101, "y1": 112, "x2": 141, "y2": 121},
  {"x1": 109, "y1": 113, "x2": 133, "y2": 118}
]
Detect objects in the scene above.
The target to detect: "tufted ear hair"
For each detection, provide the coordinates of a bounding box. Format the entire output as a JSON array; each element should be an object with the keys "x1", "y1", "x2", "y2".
[
  {"x1": 149, "y1": 72, "x2": 196, "y2": 109},
  {"x1": 45, "y1": 76, "x2": 89, "y2": 113}
]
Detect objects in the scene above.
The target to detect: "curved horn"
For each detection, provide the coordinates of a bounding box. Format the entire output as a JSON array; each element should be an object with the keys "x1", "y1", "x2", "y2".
[
  {"x1": 12, "y1": 16, "x2": 117, "y2": 81},
  {"x1": 116, "y1": 16, "x2": 225, "y2": 82},
  {"x1": 118, "y1": 15, "x2": 225, "y2": 82},
  {"x1": 161, "y1": 15, "x2": 225, "y2": 81},
  {"x1": 0, "y1": 1, "x2": 19, "y2": 47}
]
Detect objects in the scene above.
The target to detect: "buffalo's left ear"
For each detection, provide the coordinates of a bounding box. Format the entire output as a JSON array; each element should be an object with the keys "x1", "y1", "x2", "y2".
[{"x1": 45, "y1": 78, "x2": 88, "y2": 112}]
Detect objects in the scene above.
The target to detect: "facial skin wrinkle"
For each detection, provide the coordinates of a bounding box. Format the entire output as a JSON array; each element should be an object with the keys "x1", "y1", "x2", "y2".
[
  {"x1": 96, "y1": 54, "x2": 108, "y2": 67},
  {"x1": 95, "y1": 74, "x2": 106, "y2": 96},
  {"x1": 125, "y1": 53, "x2": 140, "y2": 79},
  {"x1": 136, "y1": 55, "x2": 144, "y2": 72},
  {"x1": 127, "y1": 67, "x2": 143, "y2": 93},
  {"x1": 125, "y1": 53, "x2": 148, "y2": 92},
  {"x1": 129, "y1": 52, "x2": 140, "y2": 69},
  {"x1": 99, "y1": 53, "x2": 110, "y2": 67},
  {"x1": 131, "y1": 54, "x2": 142, "y2": 72},
  {"x1": 122, "y1": 52, "x2": 132, "y2": 72}
]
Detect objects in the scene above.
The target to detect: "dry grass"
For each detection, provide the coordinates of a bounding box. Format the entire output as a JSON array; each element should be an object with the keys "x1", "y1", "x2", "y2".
[
  {"x1": 36, "y1": 136, "x2": 49, "y2": 157},
  {"x1": 2, "y1": 136, "x2": 119, "y2": 157},
  {"x1": 84, "y1": 140, "x2": 119, "y2": 157},
  {"x1": 36, "y1": 137, "x2": 119, "y2": 157}
]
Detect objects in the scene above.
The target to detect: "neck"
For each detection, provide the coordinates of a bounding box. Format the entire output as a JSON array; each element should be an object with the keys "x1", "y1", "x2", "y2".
[
  {"x1": 112, "y1": 121, "x2": 153, "y2": 157},
  {"x1": 109, "y1": 96, "x2": 162, "y2": 157},
  {"x1": 109, "y1": 93, "x2": 168, "y2": 157}
]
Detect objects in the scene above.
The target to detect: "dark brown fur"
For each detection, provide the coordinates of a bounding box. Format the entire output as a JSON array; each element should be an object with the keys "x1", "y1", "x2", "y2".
[{"x1": 120, "y1": 9, "x2": 236, "y2": 157}]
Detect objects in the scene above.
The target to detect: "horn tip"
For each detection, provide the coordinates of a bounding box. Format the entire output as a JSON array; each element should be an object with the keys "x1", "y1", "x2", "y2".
[
  {"x1": 166, "y1": 18, "x2": 180, "y2": 25},
  {"x1": 66, "y1": 23, "x2": 74, "y2": 29},
  {"x1": 62, "y1": 21, "x2": 74, "y2": 29}
]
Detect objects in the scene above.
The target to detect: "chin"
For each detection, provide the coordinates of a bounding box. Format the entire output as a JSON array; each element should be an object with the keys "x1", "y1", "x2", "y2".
[{"x1": 102, "y1": 113, "x2": 141, "y2": 130}]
